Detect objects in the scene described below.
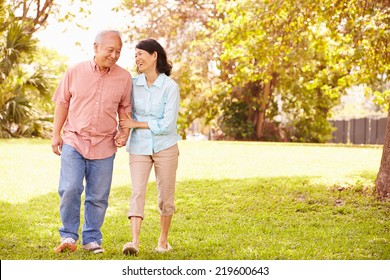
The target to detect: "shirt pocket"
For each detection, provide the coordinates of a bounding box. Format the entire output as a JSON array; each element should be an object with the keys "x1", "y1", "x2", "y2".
[
  {"x1": 102, "y1": 86, "x2": 123, "y2": 112},
  {"x1": 134, "y1": 98, "x2": 145, "y2": 115},
  {"x1": 150, "y1": 99, "x2": 165, "y2": 117}
]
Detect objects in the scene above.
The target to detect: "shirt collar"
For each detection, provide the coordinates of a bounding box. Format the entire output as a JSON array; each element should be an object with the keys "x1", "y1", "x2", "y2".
[
  {"x1": 90, "y1": 58, "x2": 116, "y2": 74},
  {"x1": 136, "y1": 73, "x2": 166, "y2": 88}
]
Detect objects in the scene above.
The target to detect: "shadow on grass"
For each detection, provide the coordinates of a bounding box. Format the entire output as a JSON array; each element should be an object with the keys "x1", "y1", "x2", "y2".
[{"x1": 1, "y1": 175, "x2": 389, "y2": 260}]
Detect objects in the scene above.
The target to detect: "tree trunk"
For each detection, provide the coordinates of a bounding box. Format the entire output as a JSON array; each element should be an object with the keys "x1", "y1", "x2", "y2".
[
  {"x1": 255, "y1": 79, "x2": 272, "y2": 139},
  {"x1": 375, "y1": 108, "x2": 390, "y2": 200}
]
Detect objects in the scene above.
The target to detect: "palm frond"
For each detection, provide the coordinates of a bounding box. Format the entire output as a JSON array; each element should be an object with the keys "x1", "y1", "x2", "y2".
[
  {"x1": 0, "y1": 95, "x2": 31, "y2": 125},
  {"x1": 25, "y1": 68, "x2": 50, "y2": 97},
  {"x1": 0, "y1": 22, "x2": 37, "y2": 81}
]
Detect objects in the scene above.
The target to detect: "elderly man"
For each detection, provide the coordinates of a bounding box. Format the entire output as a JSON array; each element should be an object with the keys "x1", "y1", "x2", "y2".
[{"x1": 51, "y1": 30, "x2": 132, "y2": 254}]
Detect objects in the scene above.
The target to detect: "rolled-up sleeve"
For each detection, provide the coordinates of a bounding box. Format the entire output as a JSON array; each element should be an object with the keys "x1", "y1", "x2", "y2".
[
  {"x1": 118, "y1": 77, "x2": 133, "y2": 115},
  {"x1": 148, "y1": 83, "x2": 180, "y2": 135},
  {"x1": 52, "y1": 70, "x2": 71, "y2": 108}
]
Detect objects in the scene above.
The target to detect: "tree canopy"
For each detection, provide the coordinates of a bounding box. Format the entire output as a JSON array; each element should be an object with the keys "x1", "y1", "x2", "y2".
[
  {"x1": 119, "y1": 0, "x2": 390, "y2": 141},
  {"x1": 0, "y1": 0, "x2": 88, "y2": 138},
  {"x1": 1, "y1": 0, "x2": 389, "y2": 142}
]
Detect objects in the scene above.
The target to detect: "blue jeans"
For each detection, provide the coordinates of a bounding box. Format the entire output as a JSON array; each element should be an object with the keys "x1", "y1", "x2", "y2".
[{"x1": 58, "y1": 144, "x2": 115, "y2": 245}]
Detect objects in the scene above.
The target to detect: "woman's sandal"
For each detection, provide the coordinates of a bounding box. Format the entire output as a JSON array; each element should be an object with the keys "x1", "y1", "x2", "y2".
[
  {"x1": 122, "y1": 242, "x2": 139, "y2": 255},
  {"x1": 155, "y1": 243, "x2": 172, "y2": 253}
]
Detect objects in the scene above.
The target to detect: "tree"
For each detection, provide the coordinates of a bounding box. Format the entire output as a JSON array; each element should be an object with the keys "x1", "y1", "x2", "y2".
[
  {"x1": 5, "y1": 0, "x2": 55, "y2": 32},
  {"x1": 214, "y1": 0, "x2": 363, "y2": 141},
  {"x1": 366, "y1": 0, "x2": 390, "y2": 199},
  {"x1": 329, "y1": 0, "x2": 390, "y2": 199},
  {"x1": 0, "y1": 18, "x2": 50, "y2": 137},
  {"x1": 0, "y1": 0, "x2": 90, "y2": 138},
  {"x1": 119, "y1": 0, "x2": 390, "y2": 143},
  {"x1": 119, "y1": 0, "x2": 221, "y2": 137},
  {"x1": 376, "y1": 111, "x2": 390, "y2": 200}
]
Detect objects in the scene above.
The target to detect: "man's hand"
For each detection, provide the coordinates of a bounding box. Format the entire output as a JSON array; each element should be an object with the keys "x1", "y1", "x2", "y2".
[
  {"x1": 51, "y1": 105, "x2": 68, "y2": 156},
  {"x1": 114, "y1": 129, "x2": 130, "y2": 147},
  {"x1": 51, "y1": 134, "x2": 63, "y2": 156}
]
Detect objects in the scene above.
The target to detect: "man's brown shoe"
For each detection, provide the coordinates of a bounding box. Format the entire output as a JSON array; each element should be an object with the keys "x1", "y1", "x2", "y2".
[{"x1": 54, "y1": 237, "x2": 77, "y2": 253}]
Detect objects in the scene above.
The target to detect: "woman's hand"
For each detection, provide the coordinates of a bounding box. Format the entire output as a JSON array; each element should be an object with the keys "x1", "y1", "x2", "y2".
[
  {"x1": 120, "y1": 113, "x2": 149, "y2": 130},
  {"x1": 120, "y1": 117, "x2": 138, "y2": 129}
]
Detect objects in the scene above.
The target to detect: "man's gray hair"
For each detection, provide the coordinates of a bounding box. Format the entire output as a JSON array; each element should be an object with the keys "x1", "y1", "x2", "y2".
[{"x1": 94, "y1": 30, "x2": 122, "y2": 45}]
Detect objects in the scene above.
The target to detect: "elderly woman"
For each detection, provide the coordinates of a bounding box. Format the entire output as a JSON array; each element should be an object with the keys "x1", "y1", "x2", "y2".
[{"x1": 120, "y1": 38, "x2": 181, "y2": 255}]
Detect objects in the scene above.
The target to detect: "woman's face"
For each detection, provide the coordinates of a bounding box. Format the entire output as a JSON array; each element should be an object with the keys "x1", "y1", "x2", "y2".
[{"x1": 135, "y1": 48, "x2": 157, "y2": 73}]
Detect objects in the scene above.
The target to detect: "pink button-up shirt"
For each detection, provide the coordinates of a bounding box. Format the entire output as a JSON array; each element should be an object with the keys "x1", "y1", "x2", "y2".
[{"x1": 53, "y1": 60, "x2": 132, "y2": 159}]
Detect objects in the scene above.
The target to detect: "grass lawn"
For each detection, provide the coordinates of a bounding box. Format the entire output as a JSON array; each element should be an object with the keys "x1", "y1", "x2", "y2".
[{"x1": 0, "y1": 139, "x2": 389, "y2": 260}]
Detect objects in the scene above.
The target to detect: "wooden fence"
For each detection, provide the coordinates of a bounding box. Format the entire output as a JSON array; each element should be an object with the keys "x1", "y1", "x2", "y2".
[{"x1": 329, "y1": 118, "x2": 387, "y2": 144}]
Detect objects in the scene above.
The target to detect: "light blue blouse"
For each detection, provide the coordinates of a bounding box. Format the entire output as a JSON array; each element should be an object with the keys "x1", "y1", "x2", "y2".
[{"x1": 126, "y1": 73, "x2": 181, "y2": 155}]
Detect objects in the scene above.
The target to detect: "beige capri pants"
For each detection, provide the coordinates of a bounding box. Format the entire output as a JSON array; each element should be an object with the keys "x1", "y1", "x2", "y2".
[{"x1": 127, "y1": 144, "x2": 179, "y2": 219}]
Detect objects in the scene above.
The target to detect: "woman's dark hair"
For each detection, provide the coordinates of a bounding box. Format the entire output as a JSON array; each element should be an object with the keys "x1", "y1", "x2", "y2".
[{"x1": 136, "y1": 38, "x2": 172, "y2": 76}]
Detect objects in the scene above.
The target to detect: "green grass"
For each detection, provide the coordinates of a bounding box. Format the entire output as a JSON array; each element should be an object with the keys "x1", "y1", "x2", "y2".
[{"x1": 0, "y1": 139, "x2": 389, "y2": 260}]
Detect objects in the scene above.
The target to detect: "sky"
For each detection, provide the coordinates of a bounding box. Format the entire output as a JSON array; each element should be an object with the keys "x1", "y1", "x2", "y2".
[{"x1": 35, "y1": 0, "x2": 134, "y2": 70}]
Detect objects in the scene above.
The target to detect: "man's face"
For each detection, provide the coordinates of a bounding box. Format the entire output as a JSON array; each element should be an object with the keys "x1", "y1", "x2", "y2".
[{"x1": 94, "y1": 33, "x2": 122, "y2": 69}]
